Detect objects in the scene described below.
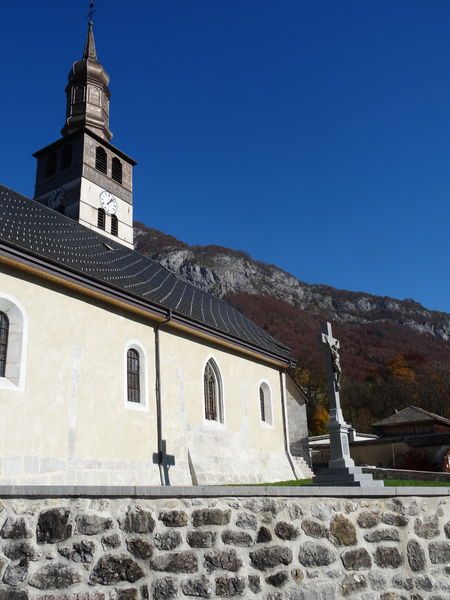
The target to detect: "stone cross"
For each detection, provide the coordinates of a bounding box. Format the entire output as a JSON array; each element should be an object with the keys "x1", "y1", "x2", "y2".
[
  {"x1": 153, "y1": 440, "x2": 175, "y2": 486},
  {"x1": 313, "y1": 321, "x2": 383, "y2": 487}
]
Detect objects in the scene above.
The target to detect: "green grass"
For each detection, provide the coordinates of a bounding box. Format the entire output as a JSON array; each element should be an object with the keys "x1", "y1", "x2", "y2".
[{"x1": 248, "y1": 478, "x2": 450, "y2": 487}]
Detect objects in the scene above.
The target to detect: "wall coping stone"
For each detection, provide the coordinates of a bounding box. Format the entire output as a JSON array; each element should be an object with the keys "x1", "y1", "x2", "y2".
[{"x1": 0, "y1": 484, "x2": 448, "y2": 498}]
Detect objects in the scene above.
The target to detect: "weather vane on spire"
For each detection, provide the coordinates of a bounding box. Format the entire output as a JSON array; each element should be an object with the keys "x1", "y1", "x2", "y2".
[{"x1": 88, "y1": 1, "x2": 96, "y2": 24}]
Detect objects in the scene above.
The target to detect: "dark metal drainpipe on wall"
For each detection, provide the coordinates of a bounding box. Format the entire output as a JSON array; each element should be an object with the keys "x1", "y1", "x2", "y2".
[
  {"x1": 154, "y1": 309, "x2": 172, "y2": 485},
  {"x1": 279, "y1": 370, "x2": 299, "y2": 480}
]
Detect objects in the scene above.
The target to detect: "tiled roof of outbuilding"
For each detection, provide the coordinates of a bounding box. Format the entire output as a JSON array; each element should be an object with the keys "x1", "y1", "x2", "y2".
[
  {"x1": 372, "y1": 405, "x2": 450, "y2": 427},
  {"x1": 0, "y1": 185, "x2": 292, "y2": 361}
]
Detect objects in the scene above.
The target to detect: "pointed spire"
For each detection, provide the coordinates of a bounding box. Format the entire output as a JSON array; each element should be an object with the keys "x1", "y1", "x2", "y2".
[{"x1": 83, "y1": 21, "x2": 97, "y2": 61}]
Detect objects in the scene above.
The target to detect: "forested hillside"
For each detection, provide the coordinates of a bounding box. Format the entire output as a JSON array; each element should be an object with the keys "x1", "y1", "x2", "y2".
[{"x1": 135, "y1": 223, "x2": 450, "y2": 434}]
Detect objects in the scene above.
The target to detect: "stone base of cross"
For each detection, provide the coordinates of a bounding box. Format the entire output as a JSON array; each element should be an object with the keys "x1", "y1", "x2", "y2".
[{"x1": 313, "y1": 322, "x2": 383, "y2": 487}]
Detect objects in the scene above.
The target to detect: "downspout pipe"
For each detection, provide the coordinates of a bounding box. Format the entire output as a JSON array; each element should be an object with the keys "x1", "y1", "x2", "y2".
[
  {"x1": 279, "y1": 370, "x2": 299, "y2": 480},
  {"x1": 154, "y1": 309, "x2": 172, "y2": 485}
]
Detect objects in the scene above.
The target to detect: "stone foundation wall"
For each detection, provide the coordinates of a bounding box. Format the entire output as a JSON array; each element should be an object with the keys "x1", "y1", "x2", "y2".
[{"x1": 0, "y1": 492, "x2": 449, "y2": 600}]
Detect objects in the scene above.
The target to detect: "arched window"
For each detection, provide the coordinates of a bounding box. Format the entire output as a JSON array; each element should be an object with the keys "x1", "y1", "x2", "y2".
[
  {"x1": 46, "y1": 152, "x2": 57, "y2": 178},
  {"x1": 0, "y1": 295, "x2": 27, "y2": 390},
  {"x1": 127, "y1": 348, "x2": 140, "y2": 403},
  {"x1": 111, "y1": 157, "x2": 123, "y2": 184},
  {"x1": 204, "y1": 358, "x2": 223, "y2": 422},
  {"x1": 97, "y1": 208, "x2": 105, "y2": 230},
  {"x1": 95, "y1": 146, "x2": 107, "y2": 174},
  {"x1": 0, "y1": 311, "x2": 9, "y2": 378},
  {"x1": 111, "y1": 215, "x2": 118, "y2": 237},
  {"x1": 259, "y1": 382, "x2": 273, "y2": 425},
  {"x1": 61, "y1": 144, "x2": 72, "y2": 171}
]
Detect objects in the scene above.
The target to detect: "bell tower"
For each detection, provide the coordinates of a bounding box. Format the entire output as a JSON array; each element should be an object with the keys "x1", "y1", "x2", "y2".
[{"x1": 33, "y1": 18, "x2": 136, "y2": 249}]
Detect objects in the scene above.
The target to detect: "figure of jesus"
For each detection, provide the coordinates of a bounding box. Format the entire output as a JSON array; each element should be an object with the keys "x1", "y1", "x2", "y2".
[{"x1": 327, "y1": 339, "x2": 342, "y2": 391}]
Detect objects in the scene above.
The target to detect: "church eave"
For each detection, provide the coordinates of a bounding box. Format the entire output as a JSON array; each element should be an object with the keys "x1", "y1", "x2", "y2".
[
  {"x1": 32, "y1": 128, "x2": 137, "y2": 166},
  {"x1": 0, "y1": 239, "x2": 293, "y2": 369}
]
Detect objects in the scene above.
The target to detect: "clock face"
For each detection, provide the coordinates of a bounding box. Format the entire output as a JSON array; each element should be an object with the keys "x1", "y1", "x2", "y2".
[{"x1": 100, "y1": 190, "x2": 118, "y2": 215}]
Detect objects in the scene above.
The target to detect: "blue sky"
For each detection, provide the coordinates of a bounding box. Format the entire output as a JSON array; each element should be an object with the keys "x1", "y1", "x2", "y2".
[{"x1": 1, "y1": 1, "x2": 450, "y2": 312}]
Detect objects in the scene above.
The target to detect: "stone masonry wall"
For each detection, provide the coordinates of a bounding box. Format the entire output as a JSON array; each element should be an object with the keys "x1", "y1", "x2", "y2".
[{"x1": 0, "y1": 495, "x2": 449, "y2": 600}]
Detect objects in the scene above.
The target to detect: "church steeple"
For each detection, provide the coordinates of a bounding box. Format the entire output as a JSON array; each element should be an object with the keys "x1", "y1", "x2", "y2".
[
  {"x1": 61, "y1": 21, "x2": 112, "y2": 141},
  {"x1": 33, "y1": 10, "x2": 136, "y2": 250}
]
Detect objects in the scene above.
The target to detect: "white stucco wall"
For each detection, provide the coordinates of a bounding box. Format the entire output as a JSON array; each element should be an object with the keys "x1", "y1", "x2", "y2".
[{"x1": 0, "y1": 267, "x2": 300, "y2": 485}]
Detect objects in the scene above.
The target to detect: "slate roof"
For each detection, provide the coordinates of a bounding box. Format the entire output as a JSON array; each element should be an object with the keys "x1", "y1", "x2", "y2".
[
  {"x1": 372, "y1": 405, "x2": 450, "y2": 428},
  {"x1": 0, "y1": 185, "x2": 292, "y2": 361}
]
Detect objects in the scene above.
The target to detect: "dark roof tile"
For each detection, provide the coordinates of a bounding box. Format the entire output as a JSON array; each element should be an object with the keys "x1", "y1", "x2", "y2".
[{"x1": 0, "y1": 185, "x2": 292, "y2": 360}]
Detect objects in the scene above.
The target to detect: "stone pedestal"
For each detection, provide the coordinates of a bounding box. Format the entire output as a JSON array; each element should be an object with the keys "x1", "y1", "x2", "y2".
[{"x1": 313, "y1": 322, "x2": 383, "y2": 487}]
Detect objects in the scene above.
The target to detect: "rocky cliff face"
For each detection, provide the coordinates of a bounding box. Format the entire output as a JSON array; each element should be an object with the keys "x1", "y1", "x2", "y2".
[{"x1": 134, "y1": 223, "x2": 450, "y2": 343}]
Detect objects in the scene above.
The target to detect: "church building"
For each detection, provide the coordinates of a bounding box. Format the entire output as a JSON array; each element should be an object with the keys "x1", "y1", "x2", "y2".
[{"x1": 0, "y1": 22, "x2": 310, "y2": 486}]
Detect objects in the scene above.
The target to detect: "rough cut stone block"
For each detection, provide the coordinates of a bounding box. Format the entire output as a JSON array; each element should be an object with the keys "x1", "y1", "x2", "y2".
[
  {"x1": 3, "y1": 559, "x2": 28, "y2": 585},
  {"x1": 150, "y1": 551, "x2": 198, "y2": 574},
  {"x1": 256, "y1": 527, "x2": 272, "y2": 543},
  {"x1": 37, "y1": 509, "x2": 72, "y2": 544},
  {"x1": 17, "y1": 593, "x2": 104, "y2": 600},
  {"x1": 58, "y1": 540, "x2": 95, "y2": 563},
  {"x1": 89, "y1": 554, "x2": 144, "y2": 584},
  {"x1": 192, "y1": 509, "x2": 231, "y2": 527},
  {"x1": 274, "y1": 522, "x2": 299, "y2": 541},
  {"x1": 414, "y1": 516, "x2": 440, "y2": 540},
  {"x1": 298, "y1": 541, "x2": 336, "y2": 567},
  {"x1": 248, "y1": 575, "x2": 261, "y2": 594},
  {"x1": 341, "y1": 548, "x2": 371, "y2": 570},
  {"x1": 301, "y1": 519, "x2": 328, "y2": 539},
  {"x1": 428, "y1": 541, "x2": 450, "y2": 564},
  {"x1": 221, "y1": 530, "x2": 253, "y2": 547},
  {"x1": 235, "y1": 513, "x2": 257, "y2": 530},
  {"x1": 329, "y1": 515, "x2": 357, "y2": 546},
  {"x1": 204, "y1": 549, "x2": 242, "y2": 573},
  {"x1": 363, "y1": 528, "x2": 400, "y2": 543},
  {"x1": 381, "y1": 513, "x2": 408, "y2": 527},
  {"x1": 407, "y1": 539, "x2": 426, "y2": 572},
  {"x1": 249, "y1": 546, "x2": 292, "y2": 571},
  {"x1": 126, "y1": 538, "x2": 153, "y2": 560},
  {"x1": 101, "y1": 533, "x2": 121, "y2": 550},
  {"x1": 186, "y1": 531, "x2": 216, "y2": 548},
  {"x1": 0, "y1": 588, "x2": 29, "y2": 600},
  {"x1": 181, "y1": 575, "x2": 212, "y2": 598},
  {"x1": 215, "y1": 576, "x2": 245, "y2": 597},
  {"x1": 340, "y1": 573, "x2": 367, "y2": 597},
  {"x1": 444, "y1": 521, "x2": 450, "y2": 539},
  {"x1": 368, "y1": 571, "x2": 386, "y2": 591},
  {"x1": 151, "y1": 577, "x2": 178, "y2": 600},
  {"x1": 265, "y1": 571, "x2": 289, "y2": 588},
  {"x1": 0, "y1": 517, "x2": 33, "y2": 539},
  {"x1": 379, "y1": 593, "x2": 408, "y2": 600},
  {"x1": 158, "y1": 510, "x2": 188, "y2": 528},
  {"x1": 294, "y1": 582, "x2": 336, "y2": 599},
  {"x1": 3, "y1": 541, "x2": 42, "y2": 561},
  {"x1": 75, "y1": 514, "x2": 113, "y2": 536},
  {"x1": 120, "y1": 507, "x2": 155, "y2": 534},
  {"x1": 373, "y1": 546, "x2": 403, "y2": 569},
  {"x1": 357, "y1": 511, "x2": 380, "y2": 529},
  {"x1": 291, "y1": 568, "x2": 304, "y2": 583},
  {"x1": 415, "y1": 575, "x2": 433, "y2": 591},
  {"x1": 109, "y1": 588, "x2": 139, "y2": 600},
  {"x1": 154, "y1": 530, "x2": 182, "y2": 551},
  {"x1": 392, "y1": 574, "x2": 413, "y2": 590},
  {"x1": 29, "y1": 563, "x2": 82, "y2": 590},
  {"x1": 310, "y1": 503, "x2": 333, "y2": 522}
]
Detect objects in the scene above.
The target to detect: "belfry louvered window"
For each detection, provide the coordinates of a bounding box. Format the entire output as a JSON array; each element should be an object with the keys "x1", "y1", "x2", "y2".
[
  {"x1": 97, "y1": 208, "x2": 105, "y2": 230},
  {"x1": 111, "y1": 157, "x2": 123, "y2": 184},
  {"x1": 61, "y1": 144, "x2": 72, "y2": 171},
  {"x1": 204, "y1": 359, "x2": 223, "y2": 422},
  {"x1": 111, "y1": 215, "x2": 118, "y2": 236},
  {"x1": 0, "y1": 311, "x2": 9, "y2": 378},
  {"x1": 95, "y1": 146, "x2": 107, "y2": 174},
  {"x1": 127, "y1": 348, "x2": 140, "y2": 403},
  {"x1": 46, "y1": 152, "x2": 57, "y2": 178}
]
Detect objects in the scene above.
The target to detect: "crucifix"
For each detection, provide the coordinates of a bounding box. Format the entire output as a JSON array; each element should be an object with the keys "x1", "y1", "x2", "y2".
[
  {"x1": 153, "y1": 440, "x2": 175, "y2": 486},
  {"x1": 313, "y1": 322, "x2": 382, "y2": 487},
  {"x1": 87, "y1": 1, "x2": 96, "y2": 24}
]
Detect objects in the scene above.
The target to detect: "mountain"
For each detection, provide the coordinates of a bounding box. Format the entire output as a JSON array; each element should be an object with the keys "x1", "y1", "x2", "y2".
[{"x1": 134, "y1": 222, "x2": 450, "y2": 431}]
